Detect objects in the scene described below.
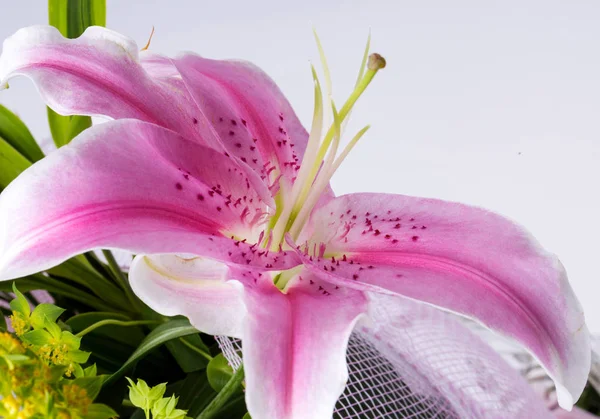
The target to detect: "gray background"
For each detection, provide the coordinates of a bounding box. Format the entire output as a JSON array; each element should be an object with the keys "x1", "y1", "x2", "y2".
[{"x1": 1, "y1": 1, "x2": 600, "y2": 332}]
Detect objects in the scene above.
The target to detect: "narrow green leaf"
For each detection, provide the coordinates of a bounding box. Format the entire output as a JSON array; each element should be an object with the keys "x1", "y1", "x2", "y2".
[
  {"x1": 48, "y1": 258, "x2": 131, "y2": 310},
  {"x1": 197, "y1": 366, "x2": 245, "y2": 419},
  {"x1": 47, "y1": 108, "x2": 92, "y2": 148},
  {"x1": 104, "y1": 319, "x2": 198, "y2": 386},
  {"x1": 0, "y1": 137, "x2": 31, "y2": 189},
  {"x1": 48, "y1": 0, "x2": 106, "y2": 39},
  {"x1": 0, "y1": 104, "x2": 44, "y2": 162},
  {"x1": 0, "y1": 276, "x2": 120, "y2": 313},
  {"x1": 177, "y1": 371, "x2": 217, "y2": 417},
  {"x1": 48, "y1": 0, "x2": 68, "y2": 37}
]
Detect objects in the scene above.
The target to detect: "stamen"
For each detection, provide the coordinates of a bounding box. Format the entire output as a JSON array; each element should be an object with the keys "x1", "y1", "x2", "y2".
[
  {"x1": 330, "y1": 125, "x2": 371, "y2": 174},
  {"x1": 288, "y1": 104, "x2": 341, "y2": 238},
  {"x1": 140, "y1": 26, "x2": 155, "y2": 51},
  {"x1": 288, "y1": 52, "x2": 386, "y2": 231},
  {"x1": 269, "y1": 66, "x2": 324, "y2": 247},
  {"x1": 313, "y1": 29, "x2": 334, "y2": 133}
]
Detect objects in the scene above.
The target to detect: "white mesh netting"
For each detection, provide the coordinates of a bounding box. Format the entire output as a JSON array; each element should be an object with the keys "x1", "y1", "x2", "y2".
[{"x1": 216, "y1": 293, "x2": 553, "y2": 418}]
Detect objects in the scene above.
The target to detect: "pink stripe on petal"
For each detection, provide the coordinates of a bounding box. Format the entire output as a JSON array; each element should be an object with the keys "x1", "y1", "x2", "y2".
[
  {"x1": 298, "y1": 192, "x2": 590, "y2": 410},
  {"x1": 242, "y1": 272, "x2": 367, "y2": 419},
  {"x1": 173, "y1": 55, "x2": 309, "y2": 185},
  {"x1": 0, "y1": 26, "x2": 201, "y2": 143},
  {"x1": 0, "y1": 120, "x2": 293, "y2": 280}
]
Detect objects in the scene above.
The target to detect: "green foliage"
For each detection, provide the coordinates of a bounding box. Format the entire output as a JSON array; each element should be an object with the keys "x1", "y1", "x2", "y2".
[
  {"x1": 10, "y1": 285, "x2": 90, "y2": 377},
  {"x1": 0, "y1": 136, "x2": 31, "y2": 189},
  {"x1": 127, "y1": 378, "x2": 190, "y2": 419},
  {"x1": 0, "y1": 104, "x2": 44, "y2": 162},
  {"x1": 105, "y1": 319, "x2": 199, "y2": 386},
  {"x1": 206, "y1": 354, "x2": 234, "y2": 392},
  {"x1": 49, "y1": 0, "x2": 106, "y2": 38},
  {"x1": 0, "y1": 287, "x2": 117, "y2": 418}
]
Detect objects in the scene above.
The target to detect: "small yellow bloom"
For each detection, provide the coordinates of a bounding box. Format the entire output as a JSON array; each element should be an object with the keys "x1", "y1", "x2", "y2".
[{"x1": 9, "y1": 315, "x2": 28, "y2": 337}]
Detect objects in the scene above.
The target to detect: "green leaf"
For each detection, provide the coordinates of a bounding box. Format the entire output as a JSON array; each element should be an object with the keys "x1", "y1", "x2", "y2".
[
  {"x1": 83, "y1": 363, "x2": 98, "y2": 377},
  {"x1": 104, "y1": 318, "x2": 198, "y2": 386},
  {"x1": 165, "y1": 336, "x2": 209, "y2": 373},
  {"x1": 242, "y1": 413, "x2": 251, "y2": 419},
  {"x1": 47, "y1": 108, "x2": 92, "y2": 148},
  {"x1": 46, "y1": 319, "x2": 62, "y2": 339},
  {"x1": 0, "y1": 137, "x2": 31, "y2": 189},
  {"x1": 212, "y1": 394, "x2": 247, "y2": 419},
  {"x1": 47, "y1": 0, "x2": 106, "y2": 147},
  {"x1": 21, "y1": 329, "x2": 53, "y2": 346},
  {"x1": 0, "y1": 104, "x2": 44, "y2": 162},
  {"x1": 176, "y1": 372, "x2": 216, "y2": 417},
  {"x1": 197, "y1": 365, "x2": 245, "y2": 419},
  {"x1": 149, "y1": 382, "x2": 168, "y2": 402},
  {"x1": 9, "y1": 284, "x2": 30, "y2": 317},
  {"x1": 82, "y1": 403, "x2": 118, "y2": 419},
  {"x1": 48, "y1": 0, "x2": 106, "y2": 40},
  {"x1": 206, "y1": 354, "x2": 233, "y2": 392},
  {"x1": 0, "y1": 276, "x2": 120, "y2": 313},
  {"x1": 72, "y1": 375, "x2": 104, "y2": 400},
  {"x1": 30, "y1": 303, "x2": 65, "y2": 330},
  {"x1": 49, "y1": 258, "x2": 131, "y2": 310},
  {"x1": 126, "y1": 377, "x2": 166, "y2": 415}
]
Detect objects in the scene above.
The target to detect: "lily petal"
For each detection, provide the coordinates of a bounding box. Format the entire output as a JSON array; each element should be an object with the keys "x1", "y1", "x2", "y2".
[
  {"x1": 173, "y1": 54, "x2": 308, "y2": 184},
  {"x1": 297, "y1": 192, "x2": 590, "y2": 410},
  {"x1": 0, "y1": 119, "x2": 297, "y2": 280},
  {"x1": 129, "y1": 255, "x2": 245, "y2": 338},
  {"x1": 0, "y1": 25, "x2": 201, "y2": 142},
  {"x1": 242, "y1": 273, "x2": 367, "y2": 419}
]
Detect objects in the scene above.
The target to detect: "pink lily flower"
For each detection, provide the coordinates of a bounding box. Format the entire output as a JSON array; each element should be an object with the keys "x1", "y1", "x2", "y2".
[{"x1": 0, "y1": 26, "x2": 591, "y2": 418}]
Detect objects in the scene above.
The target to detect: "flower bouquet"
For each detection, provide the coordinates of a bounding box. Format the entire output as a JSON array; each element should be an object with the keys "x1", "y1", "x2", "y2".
[{"x1": 0, "y1": 1, "x2": 597, "y2": 418}]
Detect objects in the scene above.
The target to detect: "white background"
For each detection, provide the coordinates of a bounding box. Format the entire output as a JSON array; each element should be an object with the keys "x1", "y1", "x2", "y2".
[{"x1": 1, "y1": 1, "x2": 600, "y2": 332}]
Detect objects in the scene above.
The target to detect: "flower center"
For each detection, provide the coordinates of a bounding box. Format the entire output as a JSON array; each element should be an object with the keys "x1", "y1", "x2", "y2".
[{"x1": 265, "y1": 35, "x2": 386, "y2": 251}]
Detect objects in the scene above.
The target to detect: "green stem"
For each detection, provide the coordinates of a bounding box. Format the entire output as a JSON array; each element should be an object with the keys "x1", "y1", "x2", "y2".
[
  {"x1": 102, "y1": 250, "x2": 140, "y2": 310},
  {"x1": 196, "y1": 365, "x2": 245, "y2": 419},
  {"x1": 75, "y1": 319, "x2": 160, "y2": 338},
  {"x1": 179, "y1": 337, "x2": 213, "y2": 362}
]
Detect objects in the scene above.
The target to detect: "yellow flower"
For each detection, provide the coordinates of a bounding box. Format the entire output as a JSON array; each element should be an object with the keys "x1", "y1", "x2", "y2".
[
  {"x1": 9, "y1": 314, "x2": 28, "y2": 337},
  {"x1": 62, "y1": 383, "x2": 92, "y2": 414},
  {"x1": 0, "y1": 332, "x2": 25, "y2": 354}
]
